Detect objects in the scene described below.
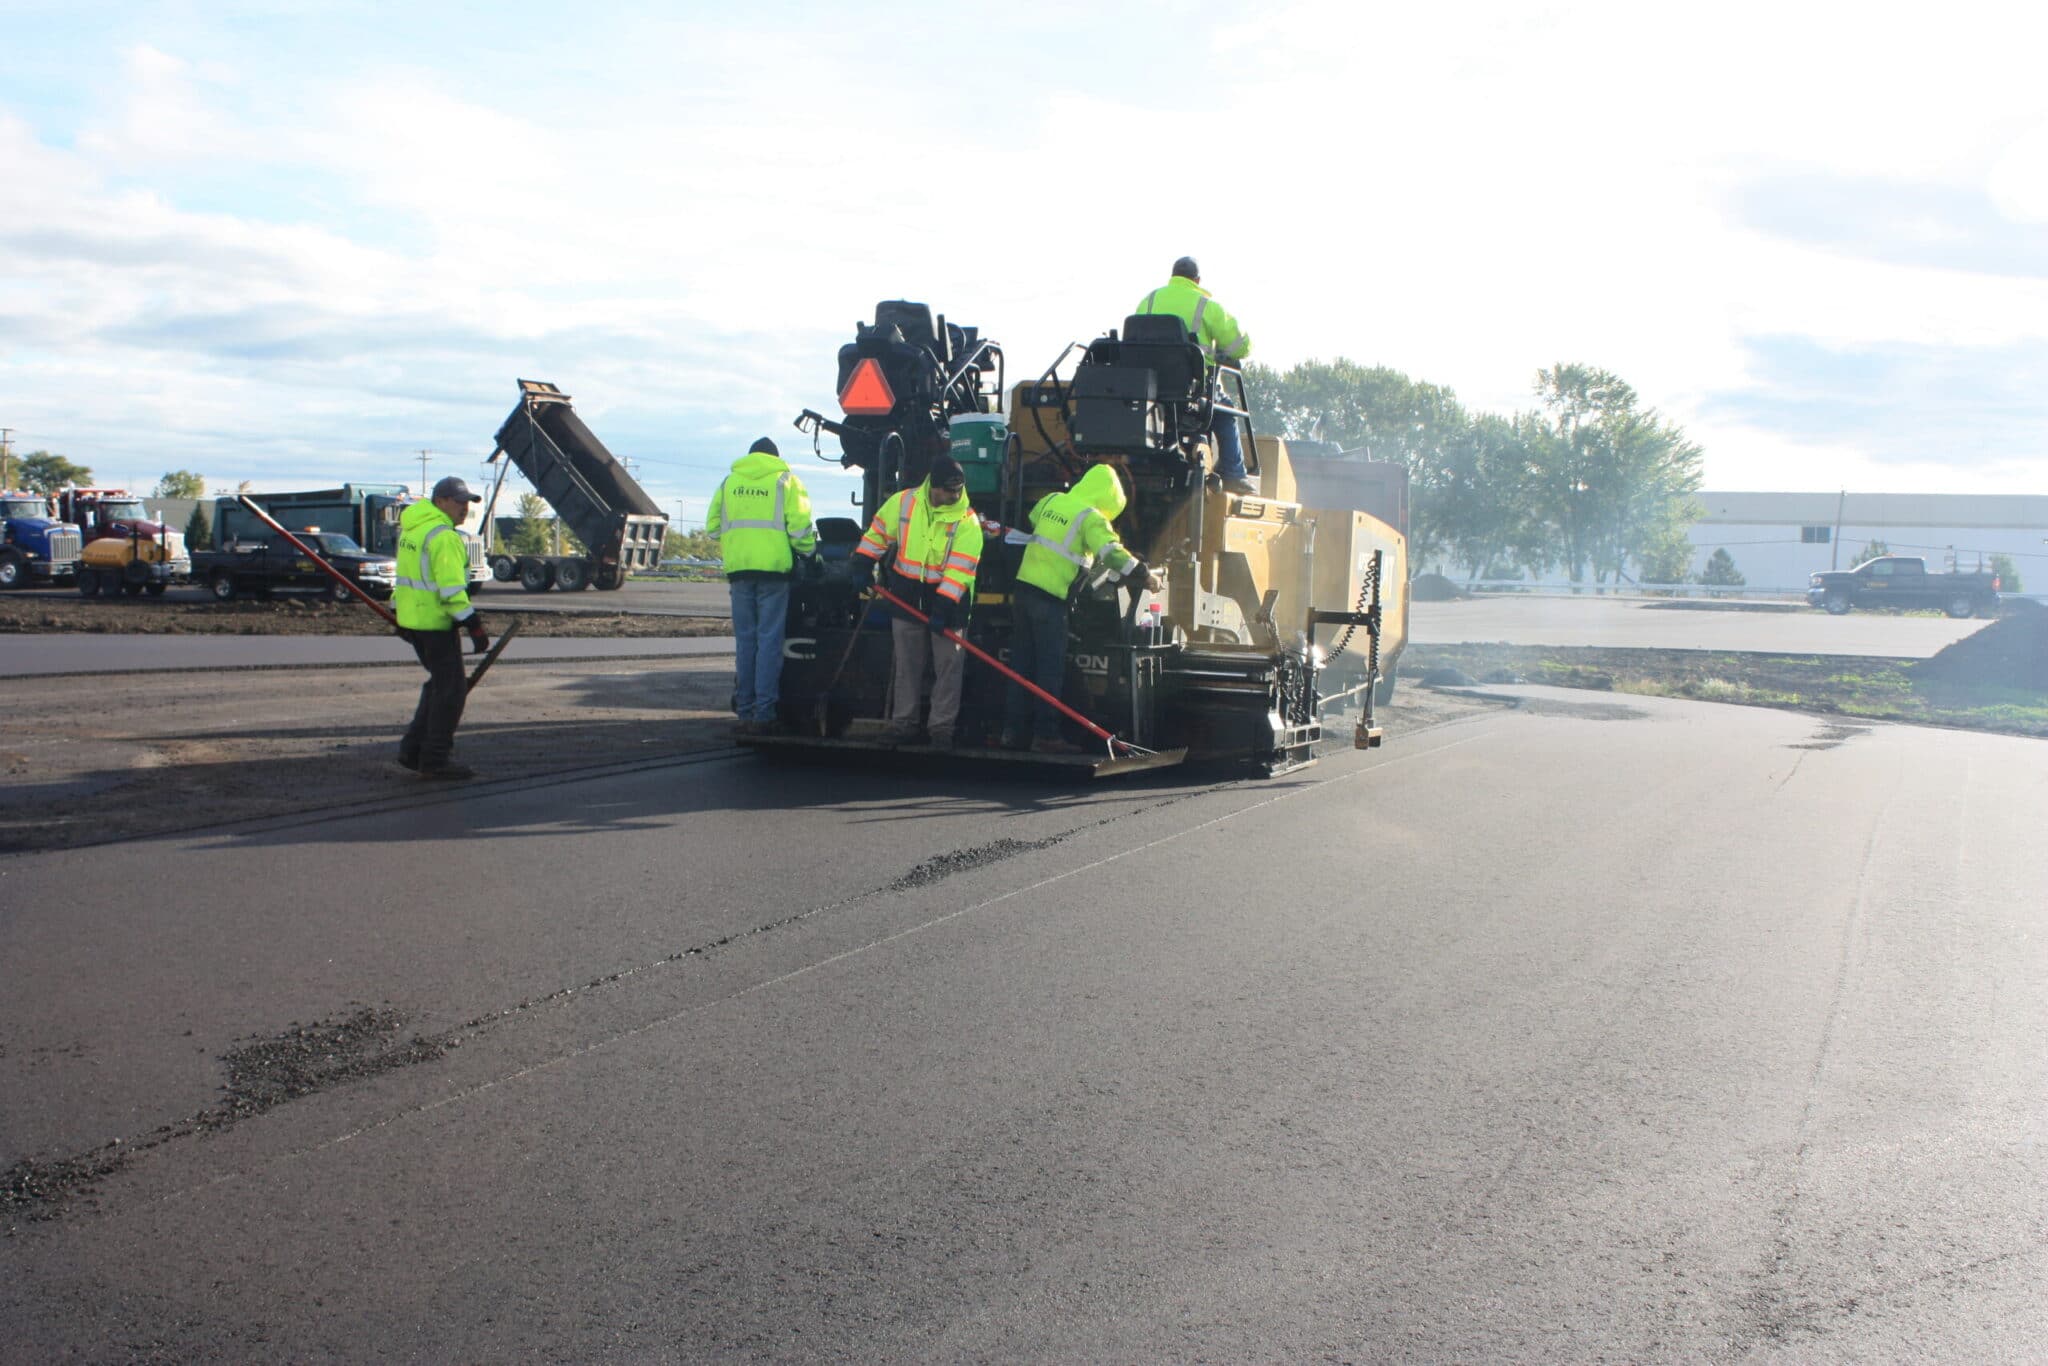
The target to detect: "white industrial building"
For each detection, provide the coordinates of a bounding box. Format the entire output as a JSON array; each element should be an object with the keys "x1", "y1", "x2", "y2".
[{"x1": 1685, "y1": 492, "x2": 2048, "y2": 593}]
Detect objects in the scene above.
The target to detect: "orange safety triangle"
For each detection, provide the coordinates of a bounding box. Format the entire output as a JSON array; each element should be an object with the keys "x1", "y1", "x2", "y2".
[{"x1": 839, "y1": 357, "x2": 897, "y2": 416}]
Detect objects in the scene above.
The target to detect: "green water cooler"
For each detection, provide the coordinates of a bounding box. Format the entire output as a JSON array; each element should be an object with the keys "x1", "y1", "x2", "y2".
[{"x1": 946, "y1": 414, "x2": 1008, "y2": 501}]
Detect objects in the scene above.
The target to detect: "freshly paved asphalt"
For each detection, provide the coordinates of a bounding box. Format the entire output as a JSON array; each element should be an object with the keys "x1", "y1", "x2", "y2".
[{"x1": 3, "y1": 694, "x2": 2042, "y2": 1359}]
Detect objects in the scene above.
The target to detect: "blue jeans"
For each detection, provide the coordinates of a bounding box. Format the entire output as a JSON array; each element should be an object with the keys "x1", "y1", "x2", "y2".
[
  {"x1": 729, "y1": 575, "x2": 791, "y2": 723},
  {"x1": 1211, "y1": 407, "x2": 1246, "y2": 480},
  {"x1": 1003, "y1": 585, "x2": 1071, "y2": 741}
]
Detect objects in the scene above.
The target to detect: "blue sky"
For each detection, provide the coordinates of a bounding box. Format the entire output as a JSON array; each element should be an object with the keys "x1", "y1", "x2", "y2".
[{"x1": 5, "y1": 0, "x2": 2047, "y2": 524}]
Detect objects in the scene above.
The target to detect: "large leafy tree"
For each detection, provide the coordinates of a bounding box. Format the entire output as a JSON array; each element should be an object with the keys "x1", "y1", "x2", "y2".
[
  {"x1": 153, "y1": 470, "x2": 205, "y2": 499},
  {"x1": 1522, "y1": 365, "x2": 1703, "y2": 584},
  {"x1": 18, "y1": 451, "x2": 93, "y2": 494},
  {"x1": 502, "y1": 492, "x2": 553, "y2": 556}
]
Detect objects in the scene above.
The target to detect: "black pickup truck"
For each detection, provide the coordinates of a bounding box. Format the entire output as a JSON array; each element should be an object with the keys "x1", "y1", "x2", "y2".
[
  {"x1": 193, "y1": 532, "x2": 398, "y2": 602},
  {"x1": 1808, "y1": 556, "x2": 2001, "y2": 618}
]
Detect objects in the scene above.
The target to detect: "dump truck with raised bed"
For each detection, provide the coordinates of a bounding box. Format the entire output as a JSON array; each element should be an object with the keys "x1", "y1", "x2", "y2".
[
  {"x1": 0, "y1": 491, "x2": 83, "y2": 589},
  {"x1": 744, "y1": 299, "x2": 1405, "y2": 778},
  {"x1": 213, "y1": 484, "x2": 489, "y2": 592},
  {"x1": 485, "y1": 381, "x2": 668, "y2": 591}
]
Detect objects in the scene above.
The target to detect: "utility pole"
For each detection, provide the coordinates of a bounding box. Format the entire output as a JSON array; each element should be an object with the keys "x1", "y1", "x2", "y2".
[
  {"x1": 1831, "y1": 488, "x2": 1846, "y2": 571},
  {"x1": 0, "y1": 428, "x2": 12, "y2": 490},
  {"x1": 416, "y1": 449, "x2": 432, "y2": 495}
]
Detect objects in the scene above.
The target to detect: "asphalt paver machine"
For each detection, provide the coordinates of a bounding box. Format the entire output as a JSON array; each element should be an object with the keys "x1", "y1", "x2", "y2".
[{"x1": 742, "y1": 300, "x2": 1402, "y2": 777}]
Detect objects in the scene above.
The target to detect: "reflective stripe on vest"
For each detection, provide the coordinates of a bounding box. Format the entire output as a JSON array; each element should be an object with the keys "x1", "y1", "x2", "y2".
[
  {"x1": 1191, "y1": 296, "x2": 1209, "y2": 338},
  {"x1": 398, "y1": 524, "x2": 465, "y2": 597},
  {"x1": 721, "y1": 473, "x2": 789, "y2": 531},
  {"x1": 1030, "y1": 505, "x2": 1097, "y2": 567}
]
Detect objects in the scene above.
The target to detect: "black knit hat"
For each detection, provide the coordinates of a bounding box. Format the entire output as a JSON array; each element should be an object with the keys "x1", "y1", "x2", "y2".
[
  {"x1": 928, "y1": 453, "x2": 966, "y2": 490},
  {"x1": 749, "y1": 436, "x2": 779, "y2": 456},
  {"x1": 1172, "y1": 256, "x2": 1200, "y2": 280}
]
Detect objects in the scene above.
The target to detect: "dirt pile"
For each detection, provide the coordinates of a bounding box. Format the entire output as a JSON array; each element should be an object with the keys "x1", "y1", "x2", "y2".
[
  {"x1": 1411, "y1": 572, "x2": 1468, "y2": 602},
  {"x1": 0, "y1": 595, "x2": 725, "y2": 638},
  {"x1": 1911, "y1": 613, "x2": 2048, "y2": 691}
]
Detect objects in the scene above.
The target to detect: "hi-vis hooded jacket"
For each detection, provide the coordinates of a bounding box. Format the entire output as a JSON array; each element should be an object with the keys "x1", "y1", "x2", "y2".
[
  {"x1": 1014, "y1": 464, "x2": 1140, "y2": 601},
  {"x1": 708, "y1": 449, "x2": 817, "y2": 577},
  {"x1": 1134, "y1": 275, "x2": 1252, "y2": 362},
  {"x1": 394, "y1": 498, "x2": 477, "y2": 631},
  {"x1": 855, "y1": 476, "x2": 984, "y2": 608}
]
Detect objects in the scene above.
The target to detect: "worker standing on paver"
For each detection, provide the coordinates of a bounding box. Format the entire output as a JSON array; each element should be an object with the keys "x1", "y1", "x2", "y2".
[
  {"x1": 1135, "y1": 256, "x2": 1256, "y2": 494},
  {"x1": 848, "y1": 453, "x2": 982, "y2": 748},
  {"x1": 394, "y1": 476, "x2": 488, "y2": 780},
  {"x1": 1001, "y1": 465, "x2": 1160, "y2": 754},
  {"x1": 708, "y1": 437, "x2": 818, "y2": 736}
]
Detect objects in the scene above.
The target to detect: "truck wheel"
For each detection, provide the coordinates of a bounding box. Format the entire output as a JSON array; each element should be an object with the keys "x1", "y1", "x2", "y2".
[
  {"x1": 519, "y1": 559, "x2": 555, "y2": 592},
  {"x1": 596, "y1": 566, "x2": 624, "y2": 590},
  {"x1": 122, "y1": 580, "x2": 146, "y2": 597},
  {"x1": 210, "y1": 571, "x2": 238, "y2": 602},
  {"x1": 78, "y1": 568, "x2": 101, "y2": 597},
  {"x1": 1824, "y1": 591, "x2": 1851, "y2": 615},
  {"x1": 329, "y1": 578, "x2": 355, "y2": 603},
  {"x1": 554, "y1": 558, "x2": 590, "y2": 591},
  {"x1": 1945, "y1": 594, "x2": 1974, "y2": 619},
  {"x1": 490, "y1": 555, "x2": 517, "y2": 582},
  {"x1": 146, "y1": 582, "x2": 168, "y2": 597},
  {"x1": 0, "y1": 554, "x2": 22, "y2": 590}
]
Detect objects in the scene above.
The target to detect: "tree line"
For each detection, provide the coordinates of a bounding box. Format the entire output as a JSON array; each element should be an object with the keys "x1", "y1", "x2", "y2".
[{"x1": 1244, "y1": 360, "x2": 1706, "y2": 585}]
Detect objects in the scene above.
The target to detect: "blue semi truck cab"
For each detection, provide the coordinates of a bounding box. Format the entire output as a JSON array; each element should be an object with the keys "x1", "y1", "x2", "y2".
[{"x1": 0, "y1": 491, "x2": 84, "y2": 589}]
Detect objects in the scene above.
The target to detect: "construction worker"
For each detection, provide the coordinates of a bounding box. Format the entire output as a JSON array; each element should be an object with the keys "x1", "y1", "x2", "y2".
[
  {"x1": 394, "y1": 476, "x2": 488, "y2": 780},
  {"x1": 1001, "y1": 465, "x2": 1162, "y2": 754},
  {"x1": 1135, "y1": 255, "x2": 1257, "y2": 495},
  {"x1": 707, "y1": 437, "x2": 818, "y2": 736},
  {"x1": 847, "y1": 453, "x2": 981, "y2": 748}
]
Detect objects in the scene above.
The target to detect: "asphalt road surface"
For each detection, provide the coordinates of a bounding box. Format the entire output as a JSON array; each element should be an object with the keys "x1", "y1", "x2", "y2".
[
  {"x1": 4, "y1": 693, "x2": 2042, "y2": 1360},
  {"x1": 1410, "y1": 594, "x2": 1995, "y2": 656}
]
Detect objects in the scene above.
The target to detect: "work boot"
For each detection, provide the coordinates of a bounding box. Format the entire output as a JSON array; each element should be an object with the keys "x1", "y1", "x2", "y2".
[
  {"x1": 1222, "y1": 475, "x2": 1259, "y2": 496},
  {"x1": 1032, "y1": 737, "x2": 1087, "y2": 757},
  {"x1": 396, "y1": 750, "x2": 420, "y2": 772},
  {"x1": 733, "y1": 719, "x2": 766, "y2": 737},
  {"x1": 879, "y1": 722, "x2": 921, "y2": 747},
  {"x1": 417, "y1": 761, "x2": 476, "y2": 781},
  {"x1": 926, "y1": 729, "x2": 954, "y2": 750}
]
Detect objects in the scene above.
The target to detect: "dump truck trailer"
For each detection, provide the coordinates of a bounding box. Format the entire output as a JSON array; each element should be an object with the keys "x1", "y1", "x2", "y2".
[{"x1": 487, "y1": 381, "x2": 668, "y2": 591}]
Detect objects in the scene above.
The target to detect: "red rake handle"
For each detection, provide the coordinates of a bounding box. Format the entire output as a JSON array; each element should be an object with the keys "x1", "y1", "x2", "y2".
[{"x1": 871, "y1": 583, "x2": 1135, "y2": 755}]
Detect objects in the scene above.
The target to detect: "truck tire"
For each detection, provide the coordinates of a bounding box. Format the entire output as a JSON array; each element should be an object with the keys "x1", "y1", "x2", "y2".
[
  {"x1": 519, "y1": 559, "x2": 555, "y2": 592},
  {"x1": 146, "y1": 582, "x2": 168, "y2": 597},
  {"x1": 596, "y1": 565, "x2": 624, "y2": 590},
  {"x1": 1945, "y1": 594, "x2": 1974, "y2": 619},
  {"x1": 1824, "y1": 591, "x2": 1851, "y2": 615},
  {"x1": 554, "y1": 558, "x2": 590, "y2": 592},
  {"x1": 490, "y1": 555, "x2": 517, "y2": 582},
  {"x1": 329, "y1": 578, "x2": 355, "y2": 603},
  {"x1": 210, "y1": 571, "x2": 238, "y2": 602},
  {"x1": 0, "y1": 553, "x2": 22, "y2": 590},
  {"x1": 122, "y1": 580, "x2": 146, "y2": 597},
  {"x1": 78, "y1": 568, "x2": 101, "y2": 597}
]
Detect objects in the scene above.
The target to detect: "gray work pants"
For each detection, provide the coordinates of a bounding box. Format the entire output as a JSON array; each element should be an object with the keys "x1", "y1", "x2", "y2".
[{"x1": 888, "y1": 616, "x2": 965, "y2": 734}]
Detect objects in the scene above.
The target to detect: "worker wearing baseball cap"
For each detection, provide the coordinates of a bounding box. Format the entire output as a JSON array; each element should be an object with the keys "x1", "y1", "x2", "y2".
[
  {"x1": 848, "y1": 453, "x2": 983, "y2": 747},
  {"x1": 393, "y1": 475, "x2": 487, "y2": 779}
]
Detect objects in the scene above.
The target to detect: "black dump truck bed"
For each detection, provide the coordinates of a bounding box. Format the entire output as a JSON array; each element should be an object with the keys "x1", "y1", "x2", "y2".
[{"x1": 492, "y1": 381, "x2": 668, "y2": 580}]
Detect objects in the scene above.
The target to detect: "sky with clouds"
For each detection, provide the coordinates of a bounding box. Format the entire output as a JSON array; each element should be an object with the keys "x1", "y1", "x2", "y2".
[{"x1": 4, "y1": 0, "x2": 2046, "y2": 525}]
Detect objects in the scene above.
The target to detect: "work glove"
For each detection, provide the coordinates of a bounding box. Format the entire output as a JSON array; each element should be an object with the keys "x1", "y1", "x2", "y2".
[
  {"x1": 848, "y1": 556, "x2": 876, "y2": 591},
  {"x1": 1144, "y1": 567, "x2": 1165, "y2": 593},
  {"x1": 802, "y1": 551, "x2": 825, "y2": 580},
  {"x1": 926, "y1": 599, "x2": 958, "y2": 637},
  {"x1": 465, "y1": 619, "x2": 490, "y2": 655}
]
